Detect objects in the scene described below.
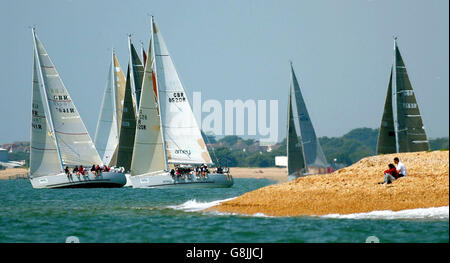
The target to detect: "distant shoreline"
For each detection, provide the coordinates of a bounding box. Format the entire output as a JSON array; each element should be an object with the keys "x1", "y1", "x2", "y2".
[
  {"x1": 0, "y1": 168, "x2": 29, "y2": 180},
  {"x1": 228, "y1": 167, "x2": 289, "y2": 183}
]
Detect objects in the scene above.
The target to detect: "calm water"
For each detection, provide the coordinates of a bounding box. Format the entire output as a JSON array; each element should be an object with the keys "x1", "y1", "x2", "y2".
[{"x1": 0, "y1": 179, "x2": 448, "y2": 243}]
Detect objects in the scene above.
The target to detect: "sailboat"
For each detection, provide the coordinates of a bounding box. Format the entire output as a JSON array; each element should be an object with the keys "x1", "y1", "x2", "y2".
[
  {"x1": 128, "y1": 17, "x2": 233, "y2": 188},
  {"x1": 287, "y1": 62, "x2": 329, "y2": 181},
  {"x1": 94, "y1": 51, "x2": 126, "y2": 166},
  {"x1": 29, "y1": 29, "x2": 126, "y2": 188},
  {"x1": 376, "y1": 38, "x2": 430, "y2": 154}
]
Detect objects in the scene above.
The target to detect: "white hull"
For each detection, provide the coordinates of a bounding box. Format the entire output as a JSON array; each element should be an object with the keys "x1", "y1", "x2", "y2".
[
  {"x1": 29, "y1": 171, "x2": 126, "y2": 189},
  {"x1": 130, "y1": 172, "x2": 233, "y2": 188}
]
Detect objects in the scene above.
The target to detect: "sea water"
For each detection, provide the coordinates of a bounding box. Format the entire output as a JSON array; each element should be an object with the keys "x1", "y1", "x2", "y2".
[{"x1": 0, "y1": 179, "x2": 448, "y2": 243}]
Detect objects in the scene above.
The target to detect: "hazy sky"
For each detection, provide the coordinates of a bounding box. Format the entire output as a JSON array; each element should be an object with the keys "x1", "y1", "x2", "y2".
[{"x1": 0, "y1": 0, "x2": 448, "y2": 144}]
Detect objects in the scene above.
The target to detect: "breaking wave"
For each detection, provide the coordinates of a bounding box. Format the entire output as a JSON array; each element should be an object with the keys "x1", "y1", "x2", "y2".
[
  {"x1": 167, "y1": 197, "x2": 236, "y2": 212},
  {"x1": 321, "y1": 206, "x2": 449, "y2": 220}
]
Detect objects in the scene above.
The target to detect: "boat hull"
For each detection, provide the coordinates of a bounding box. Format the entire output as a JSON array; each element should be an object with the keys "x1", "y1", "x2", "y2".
[
  {"x1": 130, "y1": 172, "x2": 234, "y2": 188},
  {"x1": 29, "y1": 171, "x2": 126, "y2": 189}
]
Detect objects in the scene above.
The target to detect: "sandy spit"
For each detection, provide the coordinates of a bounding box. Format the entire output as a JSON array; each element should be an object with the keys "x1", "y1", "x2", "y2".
[
  {"x1": 210, "y1": 151, "x2": 449, "y2": 217},
  {"x1": 0, "y1": 168, "x2": 29, "y2": 180}
]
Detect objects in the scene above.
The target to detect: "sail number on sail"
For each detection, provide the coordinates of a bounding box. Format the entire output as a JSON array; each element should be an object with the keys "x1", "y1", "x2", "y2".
[
  {"x1": 137, "y1": 110, "x2": 148, "y2": 130},
  {"x1": 168, "y1": 92, "x2": 186, "y2": 103}
]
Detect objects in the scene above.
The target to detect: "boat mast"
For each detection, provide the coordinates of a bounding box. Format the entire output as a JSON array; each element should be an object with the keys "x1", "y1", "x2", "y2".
[
  {"x1": 32, "y1": 28, "x2": 64, "y2": 169},
  {"x1": 151, "y1": 16, "x2": 169, "y2": 171},
  {"x1": 392, "y1": 36, "x2": 400, "y2": 153}
]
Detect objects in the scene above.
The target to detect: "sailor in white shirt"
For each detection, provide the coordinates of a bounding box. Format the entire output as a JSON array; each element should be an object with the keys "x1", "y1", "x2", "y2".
[{"x1": 394, "y1": 157, "x2": 407, "y2": 178}]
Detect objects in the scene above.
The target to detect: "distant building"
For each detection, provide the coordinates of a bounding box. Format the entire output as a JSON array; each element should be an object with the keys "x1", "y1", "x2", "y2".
[
  {"x1": 275, "y1": 156, "x2": 287, "y2": 167},
  {"x1": 0, "y1": 148, "x2": 8, "y2": 162}
]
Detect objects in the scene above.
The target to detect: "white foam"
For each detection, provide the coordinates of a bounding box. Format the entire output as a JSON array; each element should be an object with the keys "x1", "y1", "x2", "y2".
[
  {"x1": 252, "y1": 212, "x2": 273, "y2": 218},
  {"x1": 168, "y1": 197, "x2": 236, "y2": 212},
  {"x1": 322, "y1": 206, "x2": 449, "y2": 220}
]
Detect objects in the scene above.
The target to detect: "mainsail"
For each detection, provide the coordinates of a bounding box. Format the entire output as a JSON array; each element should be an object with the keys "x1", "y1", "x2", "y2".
[
  {"x1": 287, "y1": 86, "x2": 306, "y2": 177},
  {"x1": 94, "y1": 52, "x2": 126, "y2": 166},
  {"x1": 33, "y1": 31, "x2": 102, "y2": 167},
  {"x1": 130, "y1": 20, "x2": 167, "y2": 175},
  {"x1": 108, "y1": 53, "x2": 127, "y2": 166},
  {"x1": 128, "y1": 37, "x2": 145, "y2": 115},
  {"x1": 94, "y1": 54, "x2": 119, "y2": 166},
  {"x1": 376, "y1": 39, "x2": 429, "y2": 154},
  {"x1": 153, "y1": 19, "x2": 212, "y2": 165},
  {"x1": 290, "y1": 64, "x2": 328, "y2": 169},
  {"x1": 30, "y1": 51, "x2": 63, "y2": 177},
  {"x1": 113, "y1": 54, "x2": 127, "y2": 132},
  {"x1": 116, "y1": 65, "x2": 137, "y2": 171},
  {"x1": 394, "y1": 41, "x2": 429, "y2": 152}
]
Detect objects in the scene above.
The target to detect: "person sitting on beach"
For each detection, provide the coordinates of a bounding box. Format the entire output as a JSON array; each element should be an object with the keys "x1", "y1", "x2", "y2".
[
  {"x1": 394, "y1": 157, "x2": 407, "y2": 178},
  {"x1": 379, "y1": 163, "x2": 399, "y2": 184}
]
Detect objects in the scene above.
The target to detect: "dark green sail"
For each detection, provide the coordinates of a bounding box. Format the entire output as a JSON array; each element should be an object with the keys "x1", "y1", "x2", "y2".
[
  {"x1": 290, "y1": 64, "x2": 328, "y2": 169},
  {"x1": 129, "y1": 41, "x2": 145, "y2": 113},
  {"x1": 116, "y1": 65, "x2": 137, "y2": 171},
  {"x1": 394, "y1": 42, "x2": 429, "y2": 152},
  {"x1": 287, "y1": 87, "x2": 305, "y2": 177},
  {"x1": 376, "y1": 67, "x2": 396, "y2": 154}
]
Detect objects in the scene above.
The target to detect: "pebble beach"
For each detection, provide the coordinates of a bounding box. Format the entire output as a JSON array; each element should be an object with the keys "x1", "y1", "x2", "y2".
[{"x1": 210, "y1": 151, "x2": 449, "y2": 216}]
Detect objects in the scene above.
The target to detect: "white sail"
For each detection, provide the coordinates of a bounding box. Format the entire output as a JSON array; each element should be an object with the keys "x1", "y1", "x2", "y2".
[
  {"x1": 153, "y1": 21, "x2": 212, "y2": 165},
  {"x1": 30, "y1": 52, "x2": 63, "y2": 177},
  {"x1": 130, "y1": 21, "x2": 167, "y2": 175},
  {"x1": 94, "y1": 55, "x2": 119, "y2": 166},
  {"x1": 33, "y1": 32, "x2": 103, "y2": 167}
]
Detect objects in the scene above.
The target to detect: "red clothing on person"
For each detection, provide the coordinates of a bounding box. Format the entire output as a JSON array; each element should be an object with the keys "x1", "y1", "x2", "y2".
[{"x1": 384, "y1": 167, "x2": 398, "y2": 179}]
